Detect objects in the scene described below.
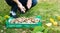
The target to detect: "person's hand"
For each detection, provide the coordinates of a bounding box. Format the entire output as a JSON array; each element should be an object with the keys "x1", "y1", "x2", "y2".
[
  {"x1": 18, "y1": 3, "x2": 26, "y2": 13},
  {"x1": 27, "y1": 0, "x2": 32, "y2": 9}
]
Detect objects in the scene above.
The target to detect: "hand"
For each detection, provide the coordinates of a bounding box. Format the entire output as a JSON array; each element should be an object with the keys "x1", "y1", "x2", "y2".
[
  {"x1": 27, "y1": 0, "x2": 32, "y2": 9},
  {"x1": 18, "y1": 3, "x2": 26, "y2": 13}
]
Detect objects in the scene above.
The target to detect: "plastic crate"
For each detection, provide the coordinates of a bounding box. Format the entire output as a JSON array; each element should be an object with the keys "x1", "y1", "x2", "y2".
[{"x1": 6, "y1": 16, "x2": 42, "y2": 28}]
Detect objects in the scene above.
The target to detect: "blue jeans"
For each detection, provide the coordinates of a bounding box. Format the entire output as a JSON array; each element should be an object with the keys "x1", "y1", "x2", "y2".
[{"x1": 5, "y1": 0, "x2": 37, "y2": 12}]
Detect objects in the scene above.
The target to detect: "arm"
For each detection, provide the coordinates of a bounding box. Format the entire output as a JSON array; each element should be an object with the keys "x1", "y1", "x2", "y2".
[{"x1": 27, "y1": 0, "x2": 32, "y2": 9}]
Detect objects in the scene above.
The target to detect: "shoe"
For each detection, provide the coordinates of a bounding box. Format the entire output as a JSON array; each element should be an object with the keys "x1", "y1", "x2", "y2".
[{"x1": 10, "y1": 13, "x2": 18, "y2": 18}]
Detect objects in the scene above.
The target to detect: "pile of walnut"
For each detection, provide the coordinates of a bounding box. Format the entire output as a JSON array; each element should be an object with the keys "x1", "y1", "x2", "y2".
[{"x1": 10, "y1": 17, "x2": 40, "y2": 24}]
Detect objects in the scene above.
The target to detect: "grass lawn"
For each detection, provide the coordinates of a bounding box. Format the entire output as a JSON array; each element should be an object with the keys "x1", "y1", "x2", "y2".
[{"x1": 0, "y1": 0, "x2": 60, "y2": 33}]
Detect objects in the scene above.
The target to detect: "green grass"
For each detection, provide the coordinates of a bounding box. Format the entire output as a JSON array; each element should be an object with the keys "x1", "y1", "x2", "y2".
[{"x1": 0, "y1": 0, "x2": 60, "y2": 33}]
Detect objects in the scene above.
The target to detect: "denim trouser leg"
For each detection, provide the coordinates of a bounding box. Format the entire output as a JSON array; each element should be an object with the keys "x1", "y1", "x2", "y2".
[
  {"x1": 5, "y1": 0, "x2": 18, "y2": 12},
  {"x1": 11, "y1": 5, "x2": 18, "y2": 12},
  {"x1": 32, "y1": 0, "x2": 37, "y2": 7}
]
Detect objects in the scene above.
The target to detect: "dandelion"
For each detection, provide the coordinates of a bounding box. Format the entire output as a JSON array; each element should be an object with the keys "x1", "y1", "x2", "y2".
[{"x1": 4, "y1": 15, "x2": 10, "y2": 19}]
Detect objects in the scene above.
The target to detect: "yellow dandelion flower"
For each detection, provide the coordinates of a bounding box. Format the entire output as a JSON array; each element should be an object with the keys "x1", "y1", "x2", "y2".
[
  {"x1": 50, "y1": 18, "x2": 55, "y2": 23},
  {"x1": 4, "y1": 15, "x2": 10, "y2": 19}
]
